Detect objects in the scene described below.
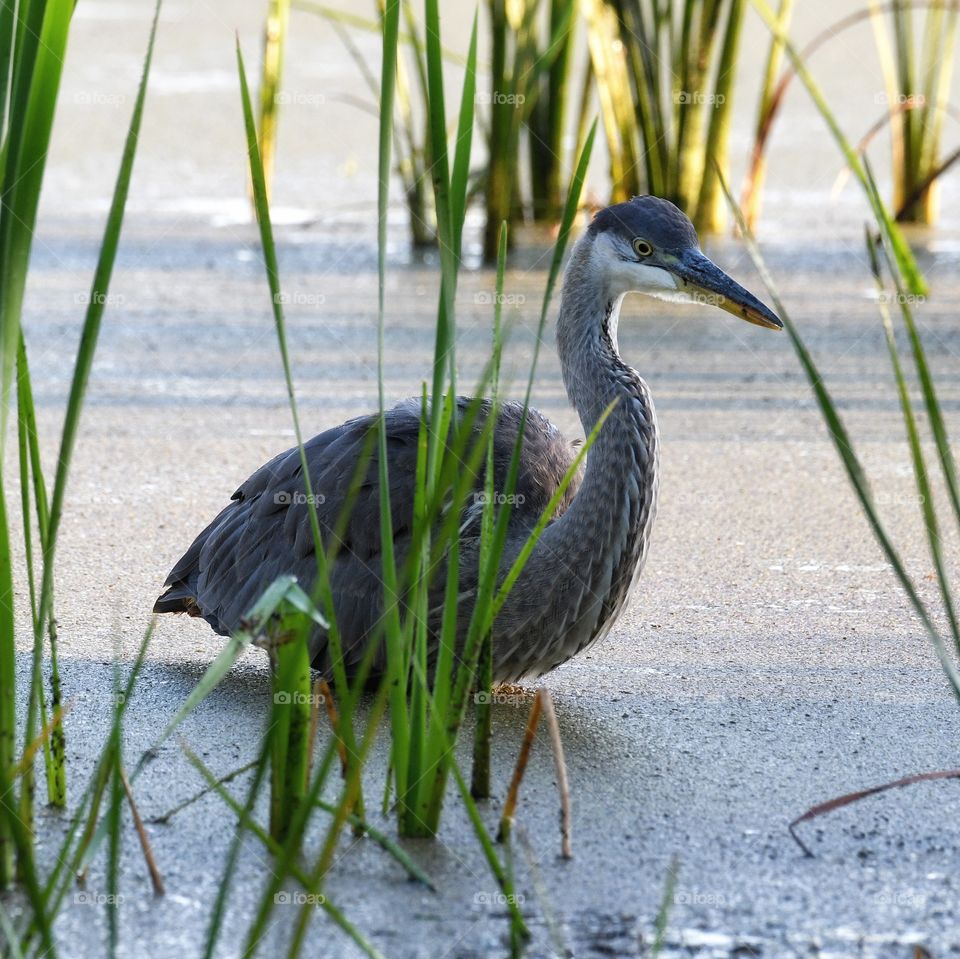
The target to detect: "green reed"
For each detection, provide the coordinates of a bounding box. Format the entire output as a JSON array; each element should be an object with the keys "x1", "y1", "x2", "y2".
[
  {"x1": 0, "y1": 0, "x2": 160, "y2": 904},
  {"x1": 256, "y1": 0, "x2": 291, "y2": 202},
  {"x1": 584, "y1": 0, "x2": 745, "y2": 233},
  {"x1": 750, "y1": 0, "x2": 927, "y2": 294},
  {"x1": 483, "y1": 0, "x2": 578, "y2": 258},
  {"x1": 869, "y1": 0, "x2": 959, "y2": 223},
  {"x1": 720, "y1": 166, "x2": 960, "y2": 703},
  {"x1": 744, "y1": 2, "x2": 956, "y2": 245}
]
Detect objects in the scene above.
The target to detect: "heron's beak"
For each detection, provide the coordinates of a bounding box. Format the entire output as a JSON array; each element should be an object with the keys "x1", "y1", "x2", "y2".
[{"x1": 671, "y1": 248, "x2": 783, "y2": 330}]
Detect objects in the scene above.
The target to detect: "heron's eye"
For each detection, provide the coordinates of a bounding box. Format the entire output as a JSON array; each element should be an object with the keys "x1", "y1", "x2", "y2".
[{"x1": 632, "y1": 238, "x2": 653, "y2": 258}]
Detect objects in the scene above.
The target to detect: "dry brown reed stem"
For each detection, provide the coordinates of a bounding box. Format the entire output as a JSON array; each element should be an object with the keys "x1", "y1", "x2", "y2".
[{"x1": 121, "y1": 764, "x2": 165, "y2": 896}]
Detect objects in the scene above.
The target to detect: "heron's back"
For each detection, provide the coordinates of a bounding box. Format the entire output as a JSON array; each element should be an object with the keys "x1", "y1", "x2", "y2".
[{"x1": 154, "y1": 397, "x2": 581, "y2": 678}]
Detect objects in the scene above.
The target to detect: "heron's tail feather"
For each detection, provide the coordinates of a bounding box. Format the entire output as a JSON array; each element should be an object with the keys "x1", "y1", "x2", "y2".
[{"x1": 153, "y1": 584, "x2": 202, "y2": 616}]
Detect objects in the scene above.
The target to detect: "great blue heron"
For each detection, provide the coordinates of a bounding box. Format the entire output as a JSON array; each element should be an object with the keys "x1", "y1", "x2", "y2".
[{"x1": 155, "y1": 196, "x2": 781, "y2": 682}]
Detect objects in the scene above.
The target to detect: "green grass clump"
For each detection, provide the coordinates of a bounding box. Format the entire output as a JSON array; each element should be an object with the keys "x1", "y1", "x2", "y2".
[
  {"x1": 745, "y1": 2, "x2": 957, "y2": 229},
  {"x1": 227, "y1": 9, "x2": 601, "y2": 945},
  {"x1": 482, "y1": 0, "x2": 578, "y2": 257},
  {"x1": 370, "y1": 0, "x2": 603, "y2": 844},
  {"x1": 584, "y1": 0, "x2": 746, "y2": 232},
  {"x1": 255, "y1": 0, "x2": 291, "y2": 204},
  {"x1": 0, "y1": 0, "x2": 160, "y2": 905},
  {"x1": 869, "y1": 0, "x2": 959, "y2": 224},
  {"x1": 751, "y1": 0, "x2": 929, "y2": 296}
]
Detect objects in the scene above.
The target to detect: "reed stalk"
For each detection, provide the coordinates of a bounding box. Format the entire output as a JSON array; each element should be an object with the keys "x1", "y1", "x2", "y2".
[
  {"x1": 257, "y1": 0, "x2": 291, "y2": 203},
  {"x1": 719, "y1": 166, "x2": 960, "y2": 702},
  {"x1": 0, "y1": 0, "x2": 160, "y2": 895},
  {"x1": 589, "y1": 0, "x2": 745, "y2": 231},
  {"x1": 741, "y1": 0, "x2": 794, "y2": 229}
]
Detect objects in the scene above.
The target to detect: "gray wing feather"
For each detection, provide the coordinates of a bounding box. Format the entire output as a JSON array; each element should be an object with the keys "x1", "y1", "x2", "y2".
[{"x1": 155, "y1": 398, "x2": 579, "y2": 678}]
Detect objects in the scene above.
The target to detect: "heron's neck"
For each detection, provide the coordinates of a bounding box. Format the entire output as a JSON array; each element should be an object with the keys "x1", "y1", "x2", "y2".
[
  {"x1": 544, "y1": 235, "x2": 660, "y2": 609},
  {"x1": 556, "y1": 236, "x2": 659, "y2": 465}
]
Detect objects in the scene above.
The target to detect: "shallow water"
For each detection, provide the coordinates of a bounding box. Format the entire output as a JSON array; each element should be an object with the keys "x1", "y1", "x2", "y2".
[
  {"x1": 10, "y1": 1, "x2": 960, "y2": 957},
  {"x1": 39, "y1": 0, "x2": 960, "y2": 241}
]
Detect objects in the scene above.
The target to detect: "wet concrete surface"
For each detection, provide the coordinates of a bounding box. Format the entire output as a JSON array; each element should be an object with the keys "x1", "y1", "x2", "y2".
[
  {"x1": 6, "y1": 0, "x2": 960, "y2": 955},
  {"x1": 7, "y1": 211, "x2": 960, "y2": 957}
]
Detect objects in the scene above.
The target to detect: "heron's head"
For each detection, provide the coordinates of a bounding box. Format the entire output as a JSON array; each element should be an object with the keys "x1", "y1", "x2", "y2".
[{"x1": 587, "y1": 196, "x2": 782, "y2": 330}]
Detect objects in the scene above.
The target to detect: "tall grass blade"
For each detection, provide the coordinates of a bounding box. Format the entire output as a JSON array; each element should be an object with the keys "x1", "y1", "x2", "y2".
[
  {"x1": 472, "y1": 221, "x2": 508, "y2": 800},
  {"x1": 695, "y1": 0, "x2": 745, "y2": 232},
  {"x1": 0, "y1": 0, "x2": 71, "y2": 452},
  {"x1": 0, "y1": 472, "x2": 16, "y2": 888},
  {"x1": 862, "y1": 157, "x2": 960, "y2": 557},
  {"x1": 484, "y1": 0, "x2": 511, "y2": 258},
  {"x1": 238, "y1": 35, "x2": 368, "y2": 819},
  {"x1": 652, "y1": 858, "x2": 680, "y2": 956},
  {"x1": 0, "y1": 0, "x2": 160, "y2": 902},
  {"x1": 256, "y1": 0, "x2": 290, "y2": 202},
  {"x1": 0, "y1": 0, "x2": 13, "y2": 140},
  {"x1": 32, "y1": 0, "x2": 162, "y2": 808},
  {"x1": 450, "y1": 11, "x2": 478, "y2": 257},
  {"x1": 267, "y1": 609, "x2": 314, "y2": 842},
  {"x1": 417, "y1": 121, "x2": 598, "y2": 834},
  {"x1": 742, "y1": 0, "x2": 794, "y2": 228},
  {"x1": 716, "y1": 166, "x2": 960, "y2": 696},
  {"x1": 750, "y1": 0, "x2": 926, "y2": 295},
  {"x1": 374, "y1": 0, "x2": 409, "y2": 812},
  {"x1": 15, "y1": 337, "x2": 60, "y2": 806},
  {"x1": 0, "y1": 0, "x2": 75, "y2": 877},
  {"x1": 105, "y1": 671, "x2": 124, "y2": 958},
  {"x1": 864, "y1": 229, "x2": 959, "y2": 653},
  {"x1": 423, "y1": 0, "x2": 464, "y2": 413}
]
